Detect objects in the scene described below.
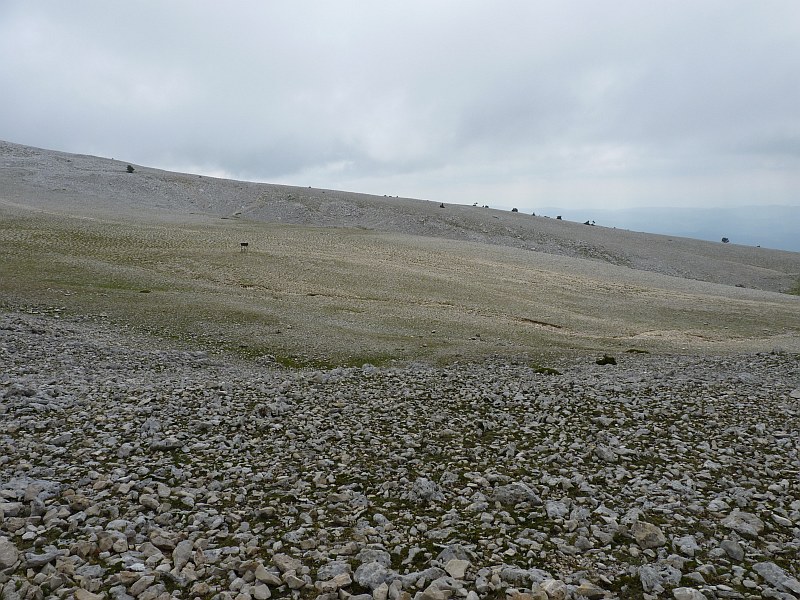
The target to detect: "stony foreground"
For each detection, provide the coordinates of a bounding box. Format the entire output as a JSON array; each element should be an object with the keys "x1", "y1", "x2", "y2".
[{"x1": 1, "y1": 312, "x2": 799, "y2": 600}]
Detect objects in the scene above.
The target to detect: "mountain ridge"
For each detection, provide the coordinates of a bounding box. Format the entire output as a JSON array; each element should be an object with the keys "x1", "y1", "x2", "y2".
[{"x1": 1, "y1": 139, "x2": 798, "y2": 295}]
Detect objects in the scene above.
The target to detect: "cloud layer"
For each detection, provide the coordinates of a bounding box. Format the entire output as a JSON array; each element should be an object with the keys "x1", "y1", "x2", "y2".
[{"x1": 2, "y1": 1, "x2": 799, "y2": 210}]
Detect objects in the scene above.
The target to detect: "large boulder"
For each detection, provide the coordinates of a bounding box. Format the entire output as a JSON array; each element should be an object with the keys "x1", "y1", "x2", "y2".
[
  {"x1": 492, "y1": 481, "x2": 542, "y2": 506},
  {"x1": 631, "y1": 521, "x2": 667, "y2": 549},
  {"x1": 354, "y1": 561, "x2": 396, "y2": 590},
  {"x1": 753, "y1": 562, "x2": 800, "y2": 595},
  {"x1": 721, "y1": 510, "x2": 764, "y2": 538},
  {"x1": 408, "y1": 477, "x2": 445, "y2": 504},
  {"x1": 0, "y1": 537, "x2": 20, "y2": 571}
]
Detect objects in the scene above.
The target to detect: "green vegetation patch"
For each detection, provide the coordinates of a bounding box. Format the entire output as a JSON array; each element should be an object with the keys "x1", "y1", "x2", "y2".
[
  {"x1": 266, "y1": 351, "x2": 396, "y2": 370},
  {"x1": 786, "y1": 277, "x2": 800, "y2": 296},
  {"x1": 3, "y1": 205, "x2": 799, "y2": 365},
  {"x1": 529, "y1": 363, "x2": 562, "y2": 375}
]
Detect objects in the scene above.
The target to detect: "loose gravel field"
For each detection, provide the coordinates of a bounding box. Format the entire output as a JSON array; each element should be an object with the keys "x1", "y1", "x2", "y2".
[{"x1": 1, "y1": 313, "x2": 800, "y2": 600}]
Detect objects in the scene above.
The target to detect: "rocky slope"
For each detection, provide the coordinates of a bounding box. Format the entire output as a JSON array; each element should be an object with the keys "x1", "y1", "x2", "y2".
[
  {"x1": 2, "y1": 312, "x2": 799, "y2": 600},
  {"x1": 2, "y1": 140, "x2": 799, "y2": 294}
]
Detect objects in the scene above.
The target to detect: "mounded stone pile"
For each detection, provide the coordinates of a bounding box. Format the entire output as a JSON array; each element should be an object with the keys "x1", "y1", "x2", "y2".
[{"x1": 1, "y1": 312, "x2": 799, "y2": 599}]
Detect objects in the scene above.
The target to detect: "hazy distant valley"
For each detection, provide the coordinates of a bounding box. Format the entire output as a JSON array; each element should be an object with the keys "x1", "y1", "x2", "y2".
[{"x1": 537, "y1": 205, "x2": 800, "y2": 253}]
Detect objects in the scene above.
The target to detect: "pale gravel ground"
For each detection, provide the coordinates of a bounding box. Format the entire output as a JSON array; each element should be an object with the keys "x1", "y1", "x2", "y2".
[{"x1": 2, "y1": 201, "x2": 799, "y2": 363}]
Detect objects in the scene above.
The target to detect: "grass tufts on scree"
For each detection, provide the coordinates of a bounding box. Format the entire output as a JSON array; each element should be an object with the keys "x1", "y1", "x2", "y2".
[{"x1": 787, "y1": 278, "x2": 800, "y2": 296}]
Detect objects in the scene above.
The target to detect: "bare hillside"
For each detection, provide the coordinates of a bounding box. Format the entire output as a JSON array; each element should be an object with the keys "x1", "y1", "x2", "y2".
[
  {"x1": 2, "y1": 140, "x2": 798, "y2": 294},
  {"x1": 2, "y1": 140, "x2": 799, "y2": 364}
]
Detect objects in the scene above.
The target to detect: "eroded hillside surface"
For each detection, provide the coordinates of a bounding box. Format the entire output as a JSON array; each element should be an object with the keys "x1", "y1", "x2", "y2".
[{"x1": 2, "y1": 140, "x2": 799, "y2": 294}]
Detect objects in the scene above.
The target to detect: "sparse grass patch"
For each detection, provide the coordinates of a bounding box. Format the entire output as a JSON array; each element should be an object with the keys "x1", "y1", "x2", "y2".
[
  {"x1": 265, "y1": 351, "x2": 395, "y2": 370},
  {"x1": 2, "y1": 204, "x2": 799, "y2": 363},
  {"x1": 97, "y1": 279, "x2": 149, "y2": 292},
  {"x1": 529, "y1": 363, "x2": 562, "y2": 375},
  {"x1": 786, "y1": 277, "x2": 800, "y2": 296}
]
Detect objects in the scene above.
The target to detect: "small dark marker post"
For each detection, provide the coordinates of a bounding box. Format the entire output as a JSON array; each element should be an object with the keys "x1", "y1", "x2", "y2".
[{"x1": 240, "y1": 242, "x2": 249, "y2": 253}]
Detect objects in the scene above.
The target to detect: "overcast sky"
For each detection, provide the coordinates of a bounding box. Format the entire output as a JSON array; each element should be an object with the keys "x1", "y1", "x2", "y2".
[{"x1": 2, "y1": 1, "x2": 799, "y2": 211}]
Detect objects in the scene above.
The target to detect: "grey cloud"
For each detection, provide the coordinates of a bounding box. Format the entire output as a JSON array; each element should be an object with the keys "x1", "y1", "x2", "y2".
[{"x1": 1, "y1": 0, "x2": 799, "y2": 212}]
